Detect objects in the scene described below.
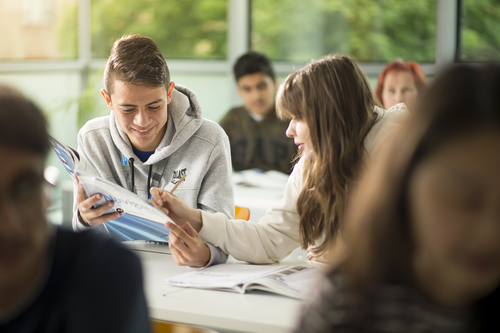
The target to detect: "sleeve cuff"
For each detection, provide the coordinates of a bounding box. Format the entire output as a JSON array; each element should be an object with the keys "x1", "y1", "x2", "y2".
[
  {"x1": 77, "y1": 209, "x2": 92, "y2": 228},
  {"x1": 203, "y1": 242, "x2": 228, "y2": 267},
  {"x1": 198, "y1": 211, "x2": 227, "y2": 245}
]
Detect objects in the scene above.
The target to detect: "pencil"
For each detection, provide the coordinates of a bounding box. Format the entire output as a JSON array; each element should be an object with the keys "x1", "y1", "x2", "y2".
[{"x1": 170, "y1": 173, "x2": 187, "y2": 194}]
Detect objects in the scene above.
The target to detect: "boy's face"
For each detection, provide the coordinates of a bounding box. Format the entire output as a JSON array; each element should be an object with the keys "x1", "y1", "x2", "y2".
[
  {"x1": 0, "y1": 144, "x2": 49, "y2": 289},
  {"x1": 237, "y1": 73, "x2": 277, "y2": 117},
  {"x1": 102, "y1": 81, "x2": 175, "y2": 152}
]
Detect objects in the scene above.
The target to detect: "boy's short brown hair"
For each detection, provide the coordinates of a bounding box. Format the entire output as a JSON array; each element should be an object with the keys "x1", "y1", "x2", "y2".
[{"x1": 103, "y1": 34, "x2": 170, "y2": 96}]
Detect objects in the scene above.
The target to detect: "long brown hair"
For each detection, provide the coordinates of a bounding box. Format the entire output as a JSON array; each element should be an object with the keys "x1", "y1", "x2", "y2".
[
  {"x1": 277, "y1": 54, "x2": 377, "y2": 254},
  {"x1": 342, "y1": 64, "x2": 500, "y2": 331}
]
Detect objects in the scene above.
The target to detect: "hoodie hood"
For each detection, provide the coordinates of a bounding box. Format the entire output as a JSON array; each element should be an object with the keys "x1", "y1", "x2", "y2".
[{"x1": 109, "y1": 84, "x2": 203, "y2": 165}]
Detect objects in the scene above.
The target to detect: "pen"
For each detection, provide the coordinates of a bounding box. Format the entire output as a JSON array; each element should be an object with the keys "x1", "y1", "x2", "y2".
[{"x1": 170, "y1": 173, "x2": 187, "y2": 194}]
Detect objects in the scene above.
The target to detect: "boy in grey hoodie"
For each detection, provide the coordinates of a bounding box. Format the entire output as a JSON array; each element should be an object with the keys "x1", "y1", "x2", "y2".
[{"x1": 73, "y1": 34, "x2": 233, "y2": 267}]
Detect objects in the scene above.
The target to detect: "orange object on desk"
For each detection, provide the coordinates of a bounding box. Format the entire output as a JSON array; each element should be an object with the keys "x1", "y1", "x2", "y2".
[{"x1": 234, "y1": 206, "x2": 250, "y2": 221}]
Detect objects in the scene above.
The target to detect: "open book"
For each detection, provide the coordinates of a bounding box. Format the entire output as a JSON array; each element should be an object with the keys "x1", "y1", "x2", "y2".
[
  {"x1": 49, "y1": 135, "x2": 174, "y2": 242},
  {"x1": 164, "y1": 264, "x2": 320, "y2": 300}
]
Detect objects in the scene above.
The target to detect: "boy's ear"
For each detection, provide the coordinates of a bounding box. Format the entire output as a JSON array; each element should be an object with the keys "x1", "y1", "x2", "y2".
[
  {"x1": 167, "y1": 82, "x2": 175, "y2": 104},
  {"x1": 100, "y1": 89, "x2": 113, "y2": 109}
]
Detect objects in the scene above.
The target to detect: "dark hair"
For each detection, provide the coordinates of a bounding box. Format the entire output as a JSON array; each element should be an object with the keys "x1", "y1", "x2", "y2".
[
  {"x1": 276, "y1": 54, "x2": 376, "y2": 254},
  {"x1": 233, "y1": 51, "x2": 275, "y2": 82},
  {"x1": 342, "y1": 64, "x2": 500, "y2": 331},
  {"x1": 103, "y1": 34, "x2": 170, "y2": 96},
  {"x1": 375, "y1": 59, "x2": 428, "y2": 107},
  {"x1": 0, "y1": 84, "x2": 50, "y2": 158}
]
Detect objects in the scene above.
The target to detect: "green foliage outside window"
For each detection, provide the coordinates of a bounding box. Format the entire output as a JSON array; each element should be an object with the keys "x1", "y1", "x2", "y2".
[
  {"x1": 55, "y1": 0, "x2": 500, "y2": 63},
  {"x1": 57, "y1": 1, "x2": 78, "y2": 59},
  {"x1": 91, "y1": 0, "x2": 227, "y2": 59},
  {"x1": 460, "y1": 0, "x2": 500, "y2": 61},
  {"x1": 252, "y1": 0, "x2": 437, "y2": 63}
]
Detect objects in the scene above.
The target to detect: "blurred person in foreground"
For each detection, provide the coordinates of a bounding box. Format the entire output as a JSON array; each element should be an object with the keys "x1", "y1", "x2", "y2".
[
  {"x1": 375, "y1": 58, "x2": 428, "y2": 111},
  {"x1": 294, "y1": 64, "x2": 500, "y2": 332},
  {"x1": 0, "y1": 84, "x2": 150, "y2": 332},
  {"x1": 219, "y1": 51, "x2": 296, "y2": 174}
]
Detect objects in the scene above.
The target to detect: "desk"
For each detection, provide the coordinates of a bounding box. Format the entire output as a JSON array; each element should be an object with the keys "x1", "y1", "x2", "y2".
[
  {"x1": 233, "y1": 185, "x2": 284, "y2": 222},
  {"x1": 133, "y1": 247, "x2": 312, "y2": 333},
  {"x1": 232, "y1": 170, "x2": 289, "y2": 222}
]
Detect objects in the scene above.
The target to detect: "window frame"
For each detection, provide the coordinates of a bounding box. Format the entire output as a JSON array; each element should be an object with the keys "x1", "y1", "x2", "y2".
[{"x1": 0, "y1": 0, "x2": 460, "y2": 102}]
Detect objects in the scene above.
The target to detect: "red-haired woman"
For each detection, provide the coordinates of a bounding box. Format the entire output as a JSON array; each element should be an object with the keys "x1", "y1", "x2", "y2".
[{"x1": 375, "y1": 59, "x2": 428, "y2": 111}]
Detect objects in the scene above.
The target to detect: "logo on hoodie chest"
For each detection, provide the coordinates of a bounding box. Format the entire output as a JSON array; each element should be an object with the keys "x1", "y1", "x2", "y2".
[{"x1": 171, "y1": 168, "x2": 187, "y2": 184}]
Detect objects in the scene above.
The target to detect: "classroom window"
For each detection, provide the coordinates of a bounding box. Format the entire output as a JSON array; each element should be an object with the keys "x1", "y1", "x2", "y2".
[
  {"x1": 459, "y1": 0, "x2": 500, "y2": 62},
  {"x1": 251, "y1": 0, "x2": 437, "y2": 63},
  {"x1": 0, "y1": 0, "x2": 78, "y2": 60},
  {"x1": 91, "y1": 0, "x2": 227, "y2": 60}
]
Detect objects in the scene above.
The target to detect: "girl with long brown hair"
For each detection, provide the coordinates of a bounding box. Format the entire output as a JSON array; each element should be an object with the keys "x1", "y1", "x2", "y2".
[
  {"x1": 151, "y1": 54, "x2": 408, "y2": 266},
  {"x1": 294, "y1": 64, "x2": 500, "y2": 332}
]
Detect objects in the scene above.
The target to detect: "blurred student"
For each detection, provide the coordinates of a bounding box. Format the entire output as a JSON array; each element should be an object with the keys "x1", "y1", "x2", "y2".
[
  {"x1": 151, "y1": 55, "x2": 408, "y2": 266},
  {"x1": 219, "y1": 51, "x2": 296, "y2": 174},
  {"x1": 0, "y1": 85, "x2": 150, "y2": 332},
  {"x1": 375, "y1": 58, "x2": 428, "y2": 111},
  {"x1": 74, "y1": 34, "x2": 232, "y2": 267},
  {"x1": 294, "y1": 64, "x2": 500, "y2": 332}
]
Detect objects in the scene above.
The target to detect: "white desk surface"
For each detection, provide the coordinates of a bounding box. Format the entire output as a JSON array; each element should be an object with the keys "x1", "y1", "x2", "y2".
[
  {"x1": 233, "y1": 169, "x2": 289, "y2": 222},
  {"x1": 133, "y1": 246, "x2": 313, "y2": 333},
  {"x1": 233, "y1": 185, "x2": 284, "y2": 221}
]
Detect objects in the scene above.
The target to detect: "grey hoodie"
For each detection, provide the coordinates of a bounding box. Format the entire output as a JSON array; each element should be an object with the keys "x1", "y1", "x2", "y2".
[{"x1": 73, "y1": 84, "x2": 233, "y2": 265}]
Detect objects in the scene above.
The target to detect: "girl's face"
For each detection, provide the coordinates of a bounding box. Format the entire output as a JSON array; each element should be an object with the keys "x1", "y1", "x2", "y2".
[
  {"x1": 286, "y1": 117, "x2": 314, "y2": 159},
  {"x1": 409, "y1": 128, "x2": 500, "y2": 307}
]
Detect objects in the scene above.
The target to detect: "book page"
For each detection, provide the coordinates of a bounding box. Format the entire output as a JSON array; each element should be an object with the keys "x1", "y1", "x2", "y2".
[
  {"x1": 76, "y1": 171, "x2": 174, "y2": 242},
  {"x1": 49, "y1": 135, "x2": 174, "y2": 242},
  {"x1": 165, "y1": 264, "x2": 286, "y2": 289},
  {"x1": 245, "y1": 265, "x2": 320, "y2": 299},
  {"x1": 49, "y1": 135, "x2": 80, "y2": 182},
  {"x1": 49, "y1": 135, "x2": 91, "y2": 179},
  {"x1": 76, "y1": 171, "x2": 172, "y2": 223}
]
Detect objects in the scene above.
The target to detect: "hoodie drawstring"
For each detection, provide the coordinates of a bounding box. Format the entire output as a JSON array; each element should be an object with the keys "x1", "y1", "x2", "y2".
[
  {"x1": 147, "y1": 165, "x2": 153, "y2": 200},
  {"x1": 128, "y1": 157, "x2": 153, "y2": 201},
  {"x1": 128, "y1": 157, "x2": 135, "y2": 193}
]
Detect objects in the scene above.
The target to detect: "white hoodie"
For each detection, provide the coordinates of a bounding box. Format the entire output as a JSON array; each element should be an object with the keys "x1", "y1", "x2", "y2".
[{"x1": 73, "y1": 85, "x2": 234, "y2": 265}]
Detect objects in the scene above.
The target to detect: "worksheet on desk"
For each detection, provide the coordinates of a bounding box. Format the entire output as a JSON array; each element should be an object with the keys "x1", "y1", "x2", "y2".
[{"x1": 166, "y1": 264, "x2": 286, "y2": 288}]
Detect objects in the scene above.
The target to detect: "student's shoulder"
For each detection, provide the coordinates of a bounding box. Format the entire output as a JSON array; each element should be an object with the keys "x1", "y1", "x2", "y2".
[
  {"x1": 225, "y1": 105, "x2": 248, "y2": 116},
  {"x1": 220, "y1": 106, "x2": 249, "y2": 123},
  {"x1": 193, "y1": 117, "x2": 229, "y2": 146},
  {"x1": 365, "y1": 104, "x2": 409, "y2": 153},
  {"x1": 293, "y1": 270, "x2": 357, "y2": 332},
  {"x1": 55, "y1": 227, "x2": 141, "y2": 274},
  {"x1": 78, "y1": 115, "x2": 111, "y2": 138},
  {"x1": 376, "y1": 103, "x2": 409, "y2": 126},
  {"x1": 51, "y1": 227, "x2": 146, "y2": 323}
]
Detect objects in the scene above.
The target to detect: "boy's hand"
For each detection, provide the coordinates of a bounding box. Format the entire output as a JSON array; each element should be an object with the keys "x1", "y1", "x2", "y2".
[
  {"x1": 166, "y1": 221, "x2": 210, "y2": 267},
  {"x1": 76, "y1": 183, "x2": 121, "y2": 226}
]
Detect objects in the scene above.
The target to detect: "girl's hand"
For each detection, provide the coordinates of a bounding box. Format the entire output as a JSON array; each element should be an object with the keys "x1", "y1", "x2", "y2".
[{"x1": 149, "y1": 187, "x2": 203, "y2": 231}]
